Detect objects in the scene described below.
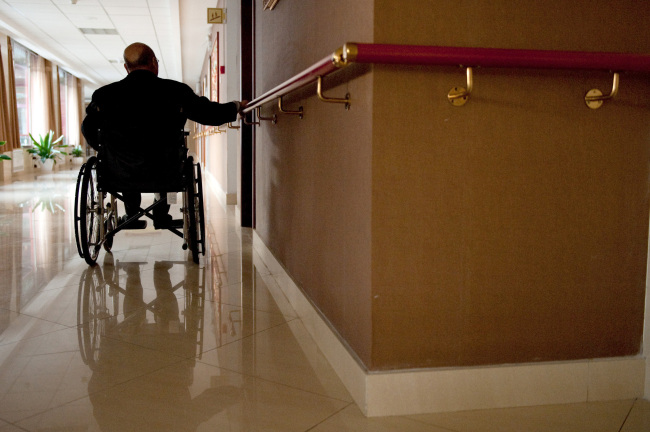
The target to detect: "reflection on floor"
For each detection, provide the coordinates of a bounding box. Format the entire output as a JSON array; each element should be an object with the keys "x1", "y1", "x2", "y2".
[{"x1": 0, "y1": 168, "x2": 648, "y2": 431}]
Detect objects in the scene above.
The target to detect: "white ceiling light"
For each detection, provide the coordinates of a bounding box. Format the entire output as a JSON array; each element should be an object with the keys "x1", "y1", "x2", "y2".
[{"x1": 79, "y1": 28, "x2": 119, "y2": 35}]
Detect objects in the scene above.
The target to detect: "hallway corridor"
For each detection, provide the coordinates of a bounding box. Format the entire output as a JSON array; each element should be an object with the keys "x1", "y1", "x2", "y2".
[{"x1": 0, "y1": 168, "x2": 648, "y2": 431}]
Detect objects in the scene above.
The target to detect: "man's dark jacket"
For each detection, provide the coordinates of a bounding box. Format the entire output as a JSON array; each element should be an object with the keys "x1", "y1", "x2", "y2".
[{"x1": 81, "y1": 70, "x2": 237, "y2": 191}]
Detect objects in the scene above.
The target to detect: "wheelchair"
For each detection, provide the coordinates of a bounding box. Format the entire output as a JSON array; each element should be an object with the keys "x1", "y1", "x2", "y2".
[{"x1": 74, "y1": 130, "x2": 206, "y2": 265}]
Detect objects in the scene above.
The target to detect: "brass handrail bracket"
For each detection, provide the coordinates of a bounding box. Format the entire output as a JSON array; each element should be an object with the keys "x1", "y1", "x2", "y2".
[
  {"x1": 585, "y1": 72, "x2": 620, "y2": 109},
  {"x1": 448, "y1": 67, "x2": 473, "y2": 106},
  {"x1": 317, "y1": 76, "x2": 350, "y2": 109},
  {"x1": 278, "y1": 97, "x2": 303, "y2": 119},
  {"x1": 242, "y1": 112, "x2": 260, "y2": 126},
  {"x1": 256, "y1": 107, "x2": 277, "y2": 124},
  {"x1": 227, "y1": 121, "x2": 240, "y2": 130}
]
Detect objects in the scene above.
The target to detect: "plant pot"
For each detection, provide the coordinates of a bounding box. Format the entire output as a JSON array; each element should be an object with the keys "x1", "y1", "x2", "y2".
[
  {"x1": 41, "y1": 159, "x2": 54, "y2": 171},
  {"x1": 72, "y1": 157, "x2": 84, "y2": 165}
]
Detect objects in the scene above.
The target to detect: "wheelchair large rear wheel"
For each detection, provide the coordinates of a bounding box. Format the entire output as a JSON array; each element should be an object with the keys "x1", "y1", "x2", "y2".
[
  {"x1": 183, "y1": 158, "x2": 198, "y2": 263},
  {"x1": 195, "y1": 162, "x2": 206, "y2": 257},
  {"x1": 74, "y1": 163, "x2": 87, "y2": 258},
  {"x1": 183, "y1": 157, "x2": 205, "y2": 264},
  {"x1": 78, "y1": 156, "x2": 103, "y2": 265}
]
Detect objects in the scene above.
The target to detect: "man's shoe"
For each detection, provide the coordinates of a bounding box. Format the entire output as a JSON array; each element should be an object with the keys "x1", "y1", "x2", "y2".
[
  {"x1": 118, "y1": 215, "x2": 147, "y2": 230},
  {"x1": 154, "y1": 214, "x2": 183, "y2": 229},
  {"x1": 154, "y1": 218, "x2": 184, "y2": 230}
]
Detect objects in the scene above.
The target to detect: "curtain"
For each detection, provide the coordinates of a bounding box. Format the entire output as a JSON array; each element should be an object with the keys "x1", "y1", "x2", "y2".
[
  {"x1": 44, "y1": 59, "x2": 57, "y2": 136},
  {"x1": 5, "y1": 38, "x2": 20, "y2": 151},
  {"x1": 65, "y1": 74, "x2": 81, "y2": 147},
  {"x1": 29, "y1": 52, "x2": 49, "y2": 137},
  {"x1": 0, "y1": 42, "x2": 10, "y2": 150},
  {"x1": 76, "y1": 77, "x2": 83, "y2": 148},
  {"x1": 54, "y1": 66, "x2": 62, "y2": 139}
]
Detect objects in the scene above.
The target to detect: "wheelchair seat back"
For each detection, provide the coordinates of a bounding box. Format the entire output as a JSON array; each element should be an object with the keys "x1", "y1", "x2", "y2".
[{"x1": 96, "y1": 129, "x2": 189, "y2": 193}]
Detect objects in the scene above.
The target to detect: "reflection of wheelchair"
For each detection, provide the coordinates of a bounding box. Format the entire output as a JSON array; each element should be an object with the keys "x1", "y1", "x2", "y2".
[
  {"x1": 76, "y1": 259, "x2": 242, "y2": 430},
  {"x1": 77, "y1": 259, "x2": 205, "y2": 370},
  {"x1": 74, "y1": 130, "x2": 205, "y2": 265}
]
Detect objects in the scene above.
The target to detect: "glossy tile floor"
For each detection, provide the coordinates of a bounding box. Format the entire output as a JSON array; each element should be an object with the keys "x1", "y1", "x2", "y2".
[{"x1": 0, "y1": 167, "x2": 648, "y2": 431}]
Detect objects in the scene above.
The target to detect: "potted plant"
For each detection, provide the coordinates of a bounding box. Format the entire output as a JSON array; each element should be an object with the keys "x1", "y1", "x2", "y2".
[
  {"x1": 26, "y1": 131, "x2": 66, "y2": 170},
  {"x1": 0, "y1": 141, "x2": 11, "y2": 161},
  {"x1": 71, "y1": 145, "x2": 84, "y2": 164}
]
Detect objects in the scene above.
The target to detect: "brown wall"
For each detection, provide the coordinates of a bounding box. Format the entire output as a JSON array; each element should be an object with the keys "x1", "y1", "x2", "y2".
[
  {"x1": 370, "y1": 0, "x2": 650, "y2": 369},
  {"x1": 254, "y1": 0, "x2": 650, "y2": 372},
  {"x1": 254, "y1": 0, "x2": 375, "y2": 366}
]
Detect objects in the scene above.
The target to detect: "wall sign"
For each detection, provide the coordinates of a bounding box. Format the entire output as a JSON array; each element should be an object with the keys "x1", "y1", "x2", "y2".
[{"x1": 207, "y1": 8, "x2": 224, "y2": 24}]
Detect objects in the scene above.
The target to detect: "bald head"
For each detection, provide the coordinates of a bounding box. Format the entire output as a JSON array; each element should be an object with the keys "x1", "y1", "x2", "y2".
[{"x1": 123, "y1": 43, "x2": 158, "y2": 75}]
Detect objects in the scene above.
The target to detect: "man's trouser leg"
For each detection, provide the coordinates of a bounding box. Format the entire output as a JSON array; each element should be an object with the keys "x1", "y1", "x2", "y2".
[
  {"x1": 123, "y1": 192, "x2": 141, "y2": 217},
  {"x1": 153, "y1": 192, "x2": 172, "y2": 228}
]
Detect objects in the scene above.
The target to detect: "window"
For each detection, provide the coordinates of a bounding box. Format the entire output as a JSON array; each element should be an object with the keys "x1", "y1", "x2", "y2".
[
  {"x1": 12, "y1": 42, "x2": 30, "y2": 147},
  {"x1": 58, "y1": 69, "x2": 80, "y2": 147},
  {"x1": 10, "y1": 41, "x2": 81, "y2": 150}
]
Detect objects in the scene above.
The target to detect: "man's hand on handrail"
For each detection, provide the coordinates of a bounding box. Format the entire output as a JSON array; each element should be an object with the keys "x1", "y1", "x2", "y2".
[
  {"x1": 235, "y1": 100, "x2": 250, "y2": 122},
  {"x1": 232, "y1": 100, "x2": 249, "y2": 113}
]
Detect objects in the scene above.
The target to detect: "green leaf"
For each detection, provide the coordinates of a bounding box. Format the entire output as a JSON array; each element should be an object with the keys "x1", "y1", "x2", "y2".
[
  {"x1": 26, "y1": 130, "x2": 66, "y2": 163},
  {"x1": 0, "y1": 141, "x2": 9, "y2": 160}
]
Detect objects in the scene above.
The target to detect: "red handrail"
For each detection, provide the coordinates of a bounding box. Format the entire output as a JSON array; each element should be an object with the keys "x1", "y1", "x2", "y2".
[
  {"x1": 351, "y1": 43, "x2": 650, "y2": 72},
  {"x1": 243, "y1": 42, "x2": 650, "y2": 113},
  {"x1": 242, "y1": 55, "x2": 339, "y2": 113}
]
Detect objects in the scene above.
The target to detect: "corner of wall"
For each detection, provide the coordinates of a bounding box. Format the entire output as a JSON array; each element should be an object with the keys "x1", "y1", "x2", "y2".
[
  {"x1": 641, "y1": 214, "x2": 650, "y2": 400},
  {"x1": 253, "y1": 229, "x2": 645, "y2": 416}
]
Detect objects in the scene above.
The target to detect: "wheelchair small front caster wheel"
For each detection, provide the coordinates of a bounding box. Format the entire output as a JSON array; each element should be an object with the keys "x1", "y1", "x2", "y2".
[{"x1": 103, "y1": 235, "x2": 114, "y2": 252}]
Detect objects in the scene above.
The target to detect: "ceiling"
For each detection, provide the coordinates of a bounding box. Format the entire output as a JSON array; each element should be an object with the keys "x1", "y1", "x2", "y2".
[{"x1": 0, "y1": 0, "x2": 220, "y2": 99}]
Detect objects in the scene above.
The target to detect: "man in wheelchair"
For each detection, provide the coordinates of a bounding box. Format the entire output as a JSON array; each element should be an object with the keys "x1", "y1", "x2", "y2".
[{"x1": 82, "y1": 42, "x2": 246, "y2": 229}]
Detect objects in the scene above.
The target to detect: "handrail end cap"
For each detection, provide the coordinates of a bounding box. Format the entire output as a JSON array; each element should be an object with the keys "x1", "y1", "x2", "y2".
[{"x1": 332, "y1": 42, "x2": 358, "y2": 67}]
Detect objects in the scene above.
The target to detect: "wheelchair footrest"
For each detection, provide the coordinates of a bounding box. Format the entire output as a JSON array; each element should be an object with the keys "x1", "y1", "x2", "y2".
[
  {"x1": 118, "y1": 216, "x2": 148, "y2": 230},
  {"x1": 154, "y1": 219, "x2": 183, "y2": 230}
]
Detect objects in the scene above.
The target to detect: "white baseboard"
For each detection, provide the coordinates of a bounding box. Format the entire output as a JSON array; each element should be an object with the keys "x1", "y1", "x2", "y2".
[{"x1": 252, "y1": 230, "x2": 646, "y2": 416}]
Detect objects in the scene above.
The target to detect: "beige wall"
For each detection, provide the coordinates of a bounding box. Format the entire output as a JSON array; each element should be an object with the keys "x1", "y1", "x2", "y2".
[
  {"x1": 254, "y1": 0, "x2": 650, "y2": 371},
  {"x1": 200, "y1": 2, "x2": 240, "y2": 205}
]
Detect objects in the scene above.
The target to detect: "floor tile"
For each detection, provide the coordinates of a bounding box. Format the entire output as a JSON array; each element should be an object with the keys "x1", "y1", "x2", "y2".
[
  {"x1": 621, "y1": 399, "x2": 650, "y2": 432},
  {"x1": 406, "y1": 400, "x2": 636, "y2": 432},
  {"x1": 199, "y1": 319, "x2": 352, "y2": 402},
  {"x1": 0, "y1": 419, "x2": 27, "y2": 432},
  {"x1": 16, "y1": 361, "x2": 349, "y2": 432},
  {"x1": 0, "y1": 312, "x2": 69, "y2": 346},
  {"x1": 0, "y1": 325, "x2": 183, "y2": 423},
  {"x1": 310, "y1": 404, "x2": 451, "y2": 432}
]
